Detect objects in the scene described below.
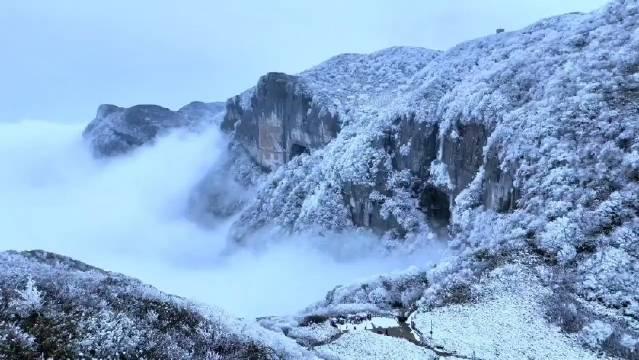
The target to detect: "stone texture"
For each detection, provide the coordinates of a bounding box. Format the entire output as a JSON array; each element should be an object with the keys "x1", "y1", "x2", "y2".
[
  {"x1": 222, "y1": 72, "x2": 340, "y2": 170},
  {"x1": 343, "y1": 116, "x2": 442, "y2": 234},
  {"x1": 342, "y1": 178, "x2": 400, "y2": 234},
  {"x1": 365, "y1": 119, "x2": 519, "y2": 231},
  {"x1": 387, "y1": 116, "x2": 439, "y2": 180},
  {"x1": 483, "y1": 153, "x2": 520, "y2": 213},
  {"x1": 441, "y1": 123, "x2": 488, "y2": 196},
  {"x1": 223, "y1": 64, "x2": 522, "y2": 235},
  {"x1": 224, "y1": 75, "x2": 520, "y2": 235}
]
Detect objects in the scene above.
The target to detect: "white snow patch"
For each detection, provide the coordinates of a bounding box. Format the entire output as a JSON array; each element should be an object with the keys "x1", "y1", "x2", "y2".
[
  {"x1": 336, "y1": 317, "x2": 400, "y2": 332},
  {"x1": 316, "y1": 331, "x2": 436, "y2": 360},
  {"x1": 429, "y1": 160, "x2": 452, "y2": 190},
  {"x1": 413, "y1": 265, "x2": 605, "y2": 359}
]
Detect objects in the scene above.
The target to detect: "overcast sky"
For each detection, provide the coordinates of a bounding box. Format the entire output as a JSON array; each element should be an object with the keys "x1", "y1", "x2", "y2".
[{"x1": 0, "y1": 0, "x2": 608, "y2": 122}]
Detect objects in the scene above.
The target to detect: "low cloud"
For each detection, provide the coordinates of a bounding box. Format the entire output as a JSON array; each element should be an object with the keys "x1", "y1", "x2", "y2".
[{"x1": 0, "y1": 120, "x2": 445, "y2": 317}]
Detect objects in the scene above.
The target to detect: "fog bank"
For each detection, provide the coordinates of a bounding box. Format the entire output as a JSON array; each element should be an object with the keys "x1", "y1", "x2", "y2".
[{"x1": 0, "y1": 120, "x2": 445, "y2": 317}]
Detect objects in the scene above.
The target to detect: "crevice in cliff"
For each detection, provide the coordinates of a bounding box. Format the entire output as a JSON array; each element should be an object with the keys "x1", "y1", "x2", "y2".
[
  {"x1": 419, "y1": 186, "x2": 451, "y2": 230},
  {"x1": 290, "y1": 143, "x2": 310, "y2": 159}
]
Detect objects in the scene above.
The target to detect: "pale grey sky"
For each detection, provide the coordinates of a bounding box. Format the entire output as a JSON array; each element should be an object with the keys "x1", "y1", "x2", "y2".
[{"x1": 0, "y1": 0, "x2": 608, "y2": 122}]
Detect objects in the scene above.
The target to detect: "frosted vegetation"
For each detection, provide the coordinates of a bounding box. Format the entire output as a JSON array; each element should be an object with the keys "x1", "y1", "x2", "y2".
[
  {"x1": 1, "y1": 0, "x2": 638, "y2": 358},
  {"x1": 227, "y1": 0, "x2": 639, "y2": 357},
  {"x1": 0, "y1": 251, "x2": 314, "y2": 359}
]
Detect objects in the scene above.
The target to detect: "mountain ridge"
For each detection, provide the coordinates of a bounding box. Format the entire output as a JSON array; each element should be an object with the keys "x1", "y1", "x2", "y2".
[{"x1": 58, "y1": 0, "x2": 639, "y2": 357}]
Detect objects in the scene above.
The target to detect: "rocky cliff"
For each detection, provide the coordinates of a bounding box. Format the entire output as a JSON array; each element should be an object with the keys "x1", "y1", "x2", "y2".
[
  {"x1": 58, "y1": 1, "x2": 639, "y2": 357},
  {"x1": 84, "y1": 101, "x2": 225, "y2": 156},
  {"x1": 222, "y1": 73, "x2": 340, "y2": 171},
  {"x1": 220, "y1": 2, "x2": 639, "y2": 357},
  {"x1": 222, "y1": 45, "x2": 524, "y2": 238},
  {"x1": 224, "y1": 1, "x2": 638, "y2": 245}
]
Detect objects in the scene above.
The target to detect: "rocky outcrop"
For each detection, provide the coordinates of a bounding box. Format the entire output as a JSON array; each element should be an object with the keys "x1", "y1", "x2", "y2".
[
  {"x1": 344, "y1": 116, "x2": 442, "y2": 233},
  {"x1": 220, "y1": 3, "x2": 639, "y2": 357},
  {"x1": 224, "y1": 77, "x2": 519, "y2": 235},
  {"x1": 217, "y1": 42, "x2": 532, "y2": 237},
  {"x1": 222, "y1": 72, "x2": 339, "y2": 170},
  {"x1": 84, "y1": 101, "x2": 225, "y2": 156},
  {"x1": 441, "y1": 124, "x2": 487, "y2": 195},
  {"x1": 347, "y1": 119, "x2": 518, "y2": 234},
  {"x1": 0, "y1": 250, "x2": 311, "y2": 359},
  {"x1": 483, "y1": 150, "x2": 520, "y2": 213}
]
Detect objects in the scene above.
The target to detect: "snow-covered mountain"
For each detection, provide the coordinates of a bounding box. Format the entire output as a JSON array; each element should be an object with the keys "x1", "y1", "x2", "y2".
[
  {"x1": 84, "y1": 101, "x2": 226, "y2": 156},
  {"x1": 222, "y1": 0, "x2": 638, "y2": 357},
  {"x1": 3, "y1": 0, "x2": 638, "y2": 358}
]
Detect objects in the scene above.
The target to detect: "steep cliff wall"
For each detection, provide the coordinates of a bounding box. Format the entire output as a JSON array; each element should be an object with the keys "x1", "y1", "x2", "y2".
[
  {"x1": 222, "y1": 73, "x2": 339, "y2": 170},
  {"x1": 223, "y1": 63, "x2": 520, "y2": 237},
  {"x1": 222, "y1": 7, "x2": 639, "y2": 340}
]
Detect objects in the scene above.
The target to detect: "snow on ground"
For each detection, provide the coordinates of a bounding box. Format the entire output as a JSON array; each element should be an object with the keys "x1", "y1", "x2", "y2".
[
  {"x1": 336, "y1": 317, "x2": 400, "y2": 332},
  {"x1": 412, "y1": 264, "x2": 608, "y2": 360},
  {"x1": 286, "y1": 321, "x2": 341, "y2": 347},
  {"x1": 299, "y1": 47, "x2": 440, "y2": 122},
  {"x1": 0, "y1": 250, "x2": 317, "y2": 359},
  {"x1": 315, "y1": 331, "x2": 437, "y2": 360},
  {"x1": 232, "y1": 1, "x2": 639, "y2": 337}
]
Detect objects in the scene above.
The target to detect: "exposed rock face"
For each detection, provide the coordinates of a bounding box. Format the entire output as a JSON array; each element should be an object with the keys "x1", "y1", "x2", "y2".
[
  {"x1": 386, "y1": 117, "x2": 439, "y2": 181},
  {"x1": 344, "y1": 120, "x2": 518, "y2": 234},
  {"x1": 222, "y1": 73, "x2": 339, "y2": 170},
  {"x1": 188, "y1": 142, "x2": 265, "y2": 224},
  {"x1": 222, "y1": 48, "x2": 462, "y2": 235},
  {"x1": 224, "y1": 76, "x2": 518, "y2": 235},
  {"x1": 0, "y1": 250, "x2": 312, "y2": 359},
  {"x1": 221, "y1": 3, "x2": 639, "y2": 356},
  {"x1": 343, "y1": 116, "x2": 442, "y2": 233},
  {"x1": 441, "y1": 124, "x2": 487, "y2": 196},
  {"x1": 225, "y1": 0, "x2": 638, "y2": 258},
  {"x1": 84, "y1": 101, "x2": 225, "y2": 156},
  {"x1": 483, "y1": 151, "x2": 520, "y2": 212}
]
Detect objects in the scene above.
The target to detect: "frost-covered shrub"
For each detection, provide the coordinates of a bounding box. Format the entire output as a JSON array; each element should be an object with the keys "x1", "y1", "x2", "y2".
[
  {"x1": 0, "y1": 322, "x2": 36, "y2": 358},
  {"x1": 581, "y1": 320, "x2": 614, "y2": 348},
  {"x1": 8, "y1": 277, "x2": 43, "y2": 317},
  {"x1": 296, "y1": 182, "x2": 353, "y2": 232},
  {"x1": 420, "y1": 256, "x2": 478, "y2": 309},
  {"x1": 379, "y1": 170, "x2": 427, "y2": 234},
  {"x1": 578, "y1": 246, "x2": 639, "y2": 319},
  {"x1": 0, "y1": 250, "x2": 311, "y2": 359},
  {"x1": 303, "y1": 267, "x2": 430, "y2": 317},
  {"x1": 429, "y1": 160, "x2": 452, "y2": 191},
  {"x1": 77, "y1": 308, "x2": 143, "y2": 357},
  {"x1": 544, "y1": 269, "x2": 588, "y2": 334}
]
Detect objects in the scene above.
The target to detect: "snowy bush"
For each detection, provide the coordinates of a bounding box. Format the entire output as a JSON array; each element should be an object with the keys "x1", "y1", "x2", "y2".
[
  {"x1": 0, "y1": 250, "x2": 312, "y2": 359},
  {"x1": 581, "y1": 320, "x2": 614, "y2": 348},
  {"x1": 8, "y1": 277, "x2": 43, "y2": 317}
]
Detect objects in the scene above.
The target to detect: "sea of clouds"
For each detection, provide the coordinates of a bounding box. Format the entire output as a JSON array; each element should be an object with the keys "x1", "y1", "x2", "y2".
[{"x1": 0, "y1": 120, "x2": 446, "y2": 317}]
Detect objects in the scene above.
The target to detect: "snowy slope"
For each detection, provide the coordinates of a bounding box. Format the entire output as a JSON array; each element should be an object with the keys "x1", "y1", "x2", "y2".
[
  {"x1": 298, "y1": 47, "x2": 440, "y2": 122},
  {"x1": 316, "y1": 331, "x2": 436, "y2": 360},
  {"x1": 413, "y1": 264, "x2": 606, "y2": 360},
  {"x1": 223, "y1": 0, "x2": 639, "y2": 357},
  {"x1": 0, "y1": 250, "x2": 314, "y2": 359},
  {"x1": 237, "y1": 47, "x2": 439, "y2": 118}
]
